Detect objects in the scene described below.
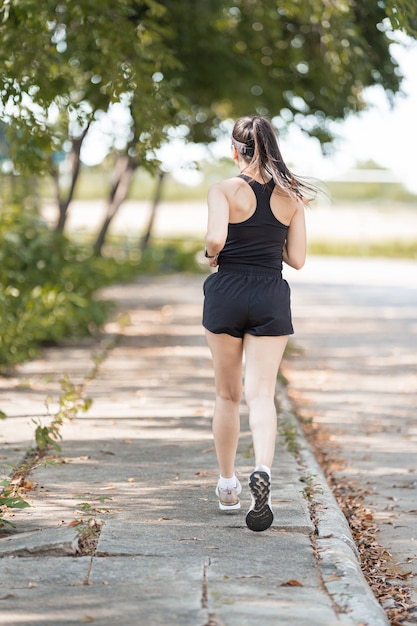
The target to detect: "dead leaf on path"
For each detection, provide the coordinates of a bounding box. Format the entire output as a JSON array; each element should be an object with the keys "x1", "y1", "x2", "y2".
[
  {"x1": 28, "y1": 582, "x2": 38, "y2": 588},
  {"x1": 157, "y1": 517, "x2": 172, "y2": 521},
  {"x1": 395, "y1": 571, "x2": 413, "y2": 579},
  {"x1": 68, "y1": 520, "x2": 83, "y2": 528},
  {"x1": 195, "y1": 471, "x2": 216, "y2": 477},
  {"x1": 81, "y1": 616, "x2": 95, "y2": 623},
  {"x1": 281, "y1": 579, "x2": 303, "y2": 587},
  {"x1": 127, "y1": 477, "x2": 135, "y2": 483},
  {"x1": 324, "y1": 574, "x2": 342, "y2": 583},
  {"x1": 21, "y1": 480, "x2": 36, "y2": 491},
  {"x1": 299, "y1": 420, "x2": 417, "y2": 625}
]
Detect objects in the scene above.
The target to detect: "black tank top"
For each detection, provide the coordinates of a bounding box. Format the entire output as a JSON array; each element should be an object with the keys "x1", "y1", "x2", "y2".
[{"x1": 218, "y1": 174, "x2": 288, "y2": 271}]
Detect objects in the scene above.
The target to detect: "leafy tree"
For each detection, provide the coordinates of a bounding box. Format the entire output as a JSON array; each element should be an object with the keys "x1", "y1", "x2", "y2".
[
  {"x1": 94, "y1": 0, "x2": 405, "y2": 250},
  {"x1": 0, "y1": 0, "x2": 406, "y2": 251},
  {"x1": 162, "y1": 0, "x2": 402, "y2": 144},
  {"x1": 0, "y1": 0, "x2": 180, "y2": 231}
]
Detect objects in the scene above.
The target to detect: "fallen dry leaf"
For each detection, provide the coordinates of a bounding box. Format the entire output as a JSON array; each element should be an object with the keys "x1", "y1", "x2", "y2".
[
  {"x1": 297, "y1": 416, "x2": 417, "y2": 625},
  {"x1": 281, "y1": 579, "x2": 303, "y2": 587},
  {"x1": 21, "y1": 480, "x2": 36, "y2": 491},
  {"x1": 323, "y1": 574, "x2": 342, "y2": 583}
]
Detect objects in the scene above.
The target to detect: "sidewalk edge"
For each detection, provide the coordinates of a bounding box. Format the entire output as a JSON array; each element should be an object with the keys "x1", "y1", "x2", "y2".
[{"x1": 277, "y1": 382, "x2": 390, "y2": 626}]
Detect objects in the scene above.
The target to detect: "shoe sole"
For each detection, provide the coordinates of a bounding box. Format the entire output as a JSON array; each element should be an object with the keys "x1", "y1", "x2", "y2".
[
  {"x1": 218, "y1": 501, "x2": 241, "y2": 512},
  {"x1": 246, "y1": 470, "x2": 273, "y2": 532}
]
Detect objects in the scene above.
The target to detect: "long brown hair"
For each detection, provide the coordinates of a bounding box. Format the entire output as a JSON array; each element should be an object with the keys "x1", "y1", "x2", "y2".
[{"x1": 232, "y1": 116, "x2": 315, "y2": 200}]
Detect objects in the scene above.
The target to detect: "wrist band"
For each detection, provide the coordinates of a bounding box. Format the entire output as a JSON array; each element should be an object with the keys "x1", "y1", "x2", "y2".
[{"x1": 204, "y1": 248, "x2": 217, "y2": 258}]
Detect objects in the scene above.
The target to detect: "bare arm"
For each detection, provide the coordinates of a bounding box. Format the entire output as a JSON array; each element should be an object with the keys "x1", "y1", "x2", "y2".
[
  {"x1": 282, "y1": 200, "x2": 306, "y2": 270},
  {"x1": 204, "y1": 183, "x2": 229, "y2": 266}
]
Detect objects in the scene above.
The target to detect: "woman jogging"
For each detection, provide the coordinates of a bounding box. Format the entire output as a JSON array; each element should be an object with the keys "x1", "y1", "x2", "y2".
[{"x1": 202, "y1": 115, "x2": 311, "y2": 532}]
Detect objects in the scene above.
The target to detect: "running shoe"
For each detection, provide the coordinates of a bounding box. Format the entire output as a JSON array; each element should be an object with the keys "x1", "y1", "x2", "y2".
[
  {"x1": 215, "y1": 478, "x2": 242, "y2": 512},
  {"x1": 246, "y1": 470, "x2": 273, "y2": 532}
]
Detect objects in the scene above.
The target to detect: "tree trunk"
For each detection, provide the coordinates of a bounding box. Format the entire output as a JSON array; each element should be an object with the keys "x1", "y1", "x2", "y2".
[
  {"x1": 54, "y1": 125, "x2": 90, "y2": 233},
  {"x1": 93, "y1": 153, "x2": 139, "y2": 256},
  {"x1": 141, "y1": 170, "x2": 165, "y2": 252}
]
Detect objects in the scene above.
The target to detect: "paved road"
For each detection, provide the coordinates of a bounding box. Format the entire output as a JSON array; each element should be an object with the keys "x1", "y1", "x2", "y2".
[
  {"x1": 0, "y1": 274, "x2": 388, "y2": 625},
  {"x1": 283, "y1": 255, "x2": 417, "y2": 611}
]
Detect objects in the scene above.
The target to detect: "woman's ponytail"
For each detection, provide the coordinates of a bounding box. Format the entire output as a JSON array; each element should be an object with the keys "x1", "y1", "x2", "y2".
[{"x1": 232, "y1": 115, "x2": 315, "y2": 201}]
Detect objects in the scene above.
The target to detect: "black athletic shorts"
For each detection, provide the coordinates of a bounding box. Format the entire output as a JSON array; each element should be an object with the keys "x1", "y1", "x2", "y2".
[{"x1": 202, "y1": 265, "x2": 294, "y2": 338}]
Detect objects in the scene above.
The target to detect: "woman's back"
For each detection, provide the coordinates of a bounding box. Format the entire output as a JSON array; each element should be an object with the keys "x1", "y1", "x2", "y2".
[
  {"x1": 218, "y1": 175, "x2": 291, "y2": 271},
  {"x1": 217, "y1": 175, "x2": 298, "y2": 227}
]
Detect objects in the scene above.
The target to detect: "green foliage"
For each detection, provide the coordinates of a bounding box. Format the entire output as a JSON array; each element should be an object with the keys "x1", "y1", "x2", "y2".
[
  {"x1": 0, "y1": 0, "x2": 179, "y2": 174},
  {"x1": 384, "y1": 0, "x2": 417, "y2": 37},
  {"x1": 0, "y1": 203, "x2": 203, "y2": 370},
  {"x1": 139, "y1": 239, "x2": 203, "y2": 273},
  {"x1": 278, "y1": 418, "x2": 300, "y2": 455},
  {"x1": 34, "y1": 374, "x2": 94, "y2": 452},
  {"x1": 163, "y1": 0, "x2": 402, "y2": 145},
  {"x1": 0, "y1": 0, "x2": 404, "y2": 173},
  {"x1": 0, "y1": 0, "x2": 407, "y2": 247},
  {"x1": 0, "y1": 479, "x2": 30, "y2": 528},
  {"x1": 0, "y1": 206, "x2": 114, "y2": 369}
]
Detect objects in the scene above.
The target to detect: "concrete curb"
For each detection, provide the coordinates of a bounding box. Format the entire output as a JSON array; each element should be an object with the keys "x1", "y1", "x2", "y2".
[{"x1": 278, "y1": 383, "x2": 390, "y2": 626}]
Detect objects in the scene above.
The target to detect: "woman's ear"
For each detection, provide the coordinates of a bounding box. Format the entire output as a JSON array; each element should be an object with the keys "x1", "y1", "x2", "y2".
[{"x1": 231, "y1": 145, "x2": 239, "y2": 161}]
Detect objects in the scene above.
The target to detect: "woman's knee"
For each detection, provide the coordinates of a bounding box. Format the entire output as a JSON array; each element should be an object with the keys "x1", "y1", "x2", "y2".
[
  {"x1": 245, "y1": 385, "x2": 275, "y2": 407},
  {"x1": 216, "y1": 385, "x2": 242, "y2": 405}
]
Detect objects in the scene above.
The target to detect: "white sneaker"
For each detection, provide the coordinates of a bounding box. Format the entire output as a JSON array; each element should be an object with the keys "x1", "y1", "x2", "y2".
[{"x1": 215, "y1": 479, "x2": 242, "y2": 512}]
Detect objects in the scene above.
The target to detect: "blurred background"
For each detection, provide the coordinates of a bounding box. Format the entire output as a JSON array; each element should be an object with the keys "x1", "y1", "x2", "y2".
[{"x1": 1, "y1": 0, "x2": 416, "y2": 369}]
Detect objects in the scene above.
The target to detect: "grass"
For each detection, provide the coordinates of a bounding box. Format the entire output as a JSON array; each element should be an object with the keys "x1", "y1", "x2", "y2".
[{"x1": 308, "y1": 240, "x2": 417, "y2": 259}]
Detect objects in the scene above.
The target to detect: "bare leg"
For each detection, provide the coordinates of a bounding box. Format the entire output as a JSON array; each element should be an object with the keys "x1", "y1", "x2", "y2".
[
  {"x1": 243, "y1": 334, "x2": 289, "y2": 468},
  {"x1": 205, "y1": 330, "x2": 243, "y2": 478}
]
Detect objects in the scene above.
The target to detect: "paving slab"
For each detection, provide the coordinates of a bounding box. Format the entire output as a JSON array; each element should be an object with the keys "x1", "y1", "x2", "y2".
[
  {"x1": 0, "y1": 527, "x2": 79, "y2": 557},
  {"x1": 0, "y1": 273, "x2": 389, "y2": 625}
]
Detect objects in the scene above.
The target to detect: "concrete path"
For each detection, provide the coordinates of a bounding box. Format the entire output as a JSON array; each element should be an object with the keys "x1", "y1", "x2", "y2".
[
  {"x1": 283, "y1": 256, "x2": 417, "y2": 617},
  {"x1": 0, "y1": 273, "x2": 388, "y2": 625}
]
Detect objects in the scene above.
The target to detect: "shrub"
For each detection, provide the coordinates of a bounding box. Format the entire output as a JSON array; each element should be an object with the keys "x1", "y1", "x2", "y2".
[{"x1": 0, "y1": 207, "x2": 113, "y2": 369}]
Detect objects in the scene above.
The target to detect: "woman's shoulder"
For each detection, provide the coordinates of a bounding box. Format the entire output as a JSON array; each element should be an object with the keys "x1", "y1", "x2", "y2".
[
  {"x1": 208, "y1": 176, "x2": 248, "y2": 200},
  {"x1": 210, "y1": 175, "x2": 245, "y2": 190}
]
